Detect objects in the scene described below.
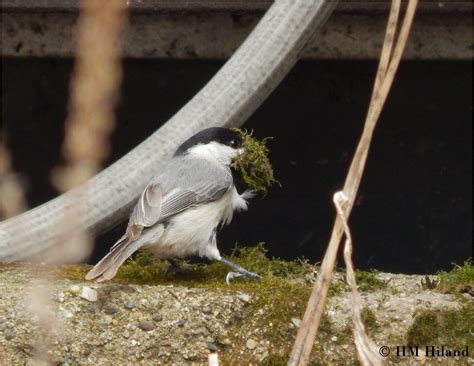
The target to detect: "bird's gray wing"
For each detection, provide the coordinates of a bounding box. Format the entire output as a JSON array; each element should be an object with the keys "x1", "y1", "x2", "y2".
[
  {"x1": 131, "y1": 183, "x2": 163, "y2": 227},
  {"x1": 128, "y1": 158, "x2": 232, "y2": 232},
  {"x1": 159, "y1": 183, "x2": 229, "y2": 222}
]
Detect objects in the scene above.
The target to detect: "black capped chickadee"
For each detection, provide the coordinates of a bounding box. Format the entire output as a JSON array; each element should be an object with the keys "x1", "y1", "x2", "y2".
[{"x1": 86, "y1": 127, "x2": 260, "y2": 283}]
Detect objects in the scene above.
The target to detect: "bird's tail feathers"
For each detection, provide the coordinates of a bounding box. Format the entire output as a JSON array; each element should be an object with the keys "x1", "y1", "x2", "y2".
[{"x1": 85, "y1": 235, "x2": 144, "y2": 282}]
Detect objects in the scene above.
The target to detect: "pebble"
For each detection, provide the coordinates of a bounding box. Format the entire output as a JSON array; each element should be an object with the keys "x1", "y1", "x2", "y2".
[
  {"x1": 120, "y1": 284, "x2": 135, "y2": 293},
  {"x1": 222, "y1": 338, "x2": 232, "y2": 346},
  {"x1": 0, "y1": 322, "x2": 7, "y2": 332},
  {"x1": 83, "y1": 345, "x2": 93, "y2": 357},
  {"x1": 102, "y1": 316, "x2": 113, "y2": 325},
  {"x1": 138, "y1": 321, "x2": 156, "y2": 331},
  {"x1": 160, "y1": 339, "x2": 172, "y2": 347},
  {"x1": 176, "y1": 319, "x2": 186, "y2": 327},
  {"x1": 139, "y1": 299, "x2": 149, "y2": 307},
  {"x1": 4, "y1": 329, "x2": 16, "y2": 340},
  {"x1": 69, "y1": 285, "x2": 81, "y2": 294},
  {"x1": 124, "y1": 300, "x2": 135, "y2": 310},
  {"x1": 152, "y1": 314, "x2": 163, "y2": 322},
  {"x1": 331, "y1": 336, "x2": 338, "y2": 342},
  {"x1": 207, "y1": 342, "x2": 218, "y2": 352},
  {"x1": 246, "y1": 339, "x2": 257, "y2": 350},
  {"x1": 123, "y1": 329, "x2": 130, "y2": 338},
  {"x1": 79, "y1": 287, "x2": 98, "y2": 302},
  {"x1": 237, "y1": 294, "x2": 251, "y2": 303},
  {"x1": 291, "y1": 318, "x2": 301, "y2": 328},
  {"x1": 63, "y1": 354, "x2": 76, "y2": 364},
  {"x1": 59, "y1": 309, "x2": 74, "y2": 319},
  {"x1": 104, "y1": 306, "x2": 118, "y2": 315},
  {"x1": 202, "y1": 306, "x2": 212, "y2": 315},
  {"x1": 256, "y1": 349, "x2": 269, "y2": 362}
]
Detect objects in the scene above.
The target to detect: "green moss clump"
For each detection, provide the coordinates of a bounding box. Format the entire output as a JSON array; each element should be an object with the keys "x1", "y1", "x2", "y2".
[
  {"x1": 355, "y1": 269, "x2": 387, "y2": 292},
  {"x1": 406, "y1": 304, "x2": 474, "y2": 348},
  {"x1": 437, "y1": 260, "x2": 474, "y2": 294},
  {"x1": 329, "y1": 278, "x2": 347, "y2": 296},
  {"x1": 361, "y1": 307, "x2": 379, "y2": 334},
  {"x1": 231, "y1": 129, "x2": 277, "y2": 195}
]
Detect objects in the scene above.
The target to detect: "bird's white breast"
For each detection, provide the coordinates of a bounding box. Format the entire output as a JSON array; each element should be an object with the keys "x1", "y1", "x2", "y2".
[{"x1": 145, "y1": 187, "x2": 248, "y2": 260}]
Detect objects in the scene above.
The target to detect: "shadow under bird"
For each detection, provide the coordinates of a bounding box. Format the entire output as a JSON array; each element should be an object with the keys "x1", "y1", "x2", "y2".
[{"x1": 86, "y1": 127, "x2": 260, "y2": 284}]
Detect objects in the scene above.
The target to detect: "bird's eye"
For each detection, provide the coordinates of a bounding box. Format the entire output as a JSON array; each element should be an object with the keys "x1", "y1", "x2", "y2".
[{"x1": 230, "y1": 140, "x2": 237, "y2": 148}]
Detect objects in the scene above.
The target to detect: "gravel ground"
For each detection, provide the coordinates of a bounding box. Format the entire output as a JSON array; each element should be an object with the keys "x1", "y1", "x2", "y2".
[{"x1": 0, "y1": 266, "x2": 472, "y2": 365}]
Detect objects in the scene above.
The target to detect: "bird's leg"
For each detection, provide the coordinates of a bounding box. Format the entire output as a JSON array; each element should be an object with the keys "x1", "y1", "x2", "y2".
[
  {"x1": 165, "y1": 258, "x2": 187, "y2": 274},
  {"x1": 219, "y1": 257, "x2": 261, "y2": 285}
]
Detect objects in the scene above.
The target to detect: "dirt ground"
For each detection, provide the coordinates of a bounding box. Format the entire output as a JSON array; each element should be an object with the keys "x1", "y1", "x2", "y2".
[{"x1": 0, "y1": 264, "x2": 472, "y2": 365}]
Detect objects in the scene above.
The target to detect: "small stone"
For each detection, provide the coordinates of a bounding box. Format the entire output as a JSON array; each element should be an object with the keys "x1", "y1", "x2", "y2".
[
  {"x1": 63, "y1": 354, "x2": 76, "y2": 364},
  {"x1": 207, "y1": 342, "x2": 218, "y2": 352},
  {"x1": 59, "y1": 309, "x2": 74, "y2": 319},
  {"x1": 124, "y1": 300, "x2": 135, "y2": 309},
  {"x1": 202, "y1": 306, "x2": 212, "y2": 315},
  {"x1": 139, "y1": 299, "x2": 149, "y2": 307},
  {"x1": 4, "y1": 329, "x2": 16, "y2": 340},
  {"x1": 138, "y1": 321, "x2": 155, "y2": 331},
  {"x1": 102, "y1": 316, "x2": 113, "y2": 325},
  {"x1": 103, "y1": 306, "x2": 118, "y2": 315},
  {"x1": 237, "y1": 294, "x2": 251, "y2": 303},
  {"x1": 246, "y1": 339, "x2": 257, "y2": 350},
  {"x1": 160, "y1": 339, "x2": 172, "y2": 347},
  {"x1": 331, "y1": 336, "x2": 338, "y2": 342},
  {"x1": 123, "y1": 330, "x2": 129, "y2": 338},
  {"x1": 83, "y1": 344, "x2": 93, "y2": 357},
  {"x1": 69, "y1": 285, "x2": 81, "y2": 294},
  {"x1": 0, "y1": 322, "x2": 8, "y2": 332},
  {"x1": 222, "y1": 338, "x2": 232, "y2": 346},
  {"x1": 130, "y1": 340, "x2": 137, "y2": 347},
  {"x1": 152, "y1": 314, "x2": 163, "y2": 322},
  {"x1": 79, "y1": 287, "x2": 98, "y2": 302},
  {"x1": 256, "y1": 350, "x2": 269, "y2": 362},
  {"x1": 119, "y1": 284, "x2": 135, "y2": 293},
  {"x1": 57, "y1": 292, "x2": 65, "y2": 302},
  {"x1": 291, "y1": 318, "x2": 301, "y2": 328},
  {"x1": 176, "y1": 319, "x2": 186, "y2": 327}
]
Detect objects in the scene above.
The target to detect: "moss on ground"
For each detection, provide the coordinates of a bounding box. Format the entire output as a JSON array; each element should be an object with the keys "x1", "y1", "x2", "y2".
[
  {"x1": 55, "y1": 244, "x2": 396, "y2": 363},
  {"x1": 361, "y1": 307, "x2": 380, "y2": 335},
  {"x1": 406, "y1": 303, "x2": 474, "y2": 349},
  {"x1": 355, "y1": 269, "x2": 387, "y2": 292},
  {"x1": 58, "y1": 244, "x2": 317, "y2": 362},
  {"x1": 437, "y1": 260, "x2": 473, "y2": 295}
]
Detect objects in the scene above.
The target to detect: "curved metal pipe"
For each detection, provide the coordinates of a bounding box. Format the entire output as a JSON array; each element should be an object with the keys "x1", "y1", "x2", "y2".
[{"x1": 0, "y1": 0, "x2": 338, "y2": 261}]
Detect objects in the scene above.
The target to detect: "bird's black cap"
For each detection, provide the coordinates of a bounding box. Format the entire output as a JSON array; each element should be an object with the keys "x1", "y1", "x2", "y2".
[{"x1": 174, "y1": 127, "x2": 243, "y2": 156}]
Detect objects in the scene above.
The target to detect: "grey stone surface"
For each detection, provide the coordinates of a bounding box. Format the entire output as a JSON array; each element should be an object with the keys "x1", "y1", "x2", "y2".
[
  {"x1": 1, "y1": 12, "x2": 472, "y2": 59},
  {"x1": 0, "y1": 266, "x2": 472, "y2": 365}
]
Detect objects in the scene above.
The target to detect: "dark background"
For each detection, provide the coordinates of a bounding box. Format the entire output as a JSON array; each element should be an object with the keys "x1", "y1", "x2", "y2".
[{"x1": 1, "y1": 58, "x2": 472, "y2": 274}]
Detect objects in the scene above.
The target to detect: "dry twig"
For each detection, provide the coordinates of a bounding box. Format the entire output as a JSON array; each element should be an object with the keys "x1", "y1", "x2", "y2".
[{"x1": 289, "y1": 0, "x2": 419, "y2": 365}]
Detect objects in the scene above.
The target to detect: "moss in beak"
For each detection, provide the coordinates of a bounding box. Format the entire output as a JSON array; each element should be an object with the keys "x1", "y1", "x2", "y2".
[{"x1": 231, "y1": 129, "x2": 277, "y2": 195}]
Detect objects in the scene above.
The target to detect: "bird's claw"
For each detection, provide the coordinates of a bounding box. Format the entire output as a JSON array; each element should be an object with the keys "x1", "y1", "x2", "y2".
[{"x1": 225, "y1": 270, "x2": 261, "y2": 285}]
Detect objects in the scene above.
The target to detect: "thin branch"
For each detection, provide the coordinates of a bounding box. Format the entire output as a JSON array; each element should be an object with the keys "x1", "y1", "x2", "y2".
[{"x1": 289, "y1": 0, "x2": 419, "y2": 364}]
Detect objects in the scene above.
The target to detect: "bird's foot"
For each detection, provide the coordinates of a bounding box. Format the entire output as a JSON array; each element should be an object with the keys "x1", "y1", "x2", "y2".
[
  {"x1": 219, "y1": 257, "x2": 261, "y2": 285},
  {"x1": 225, "y1": 270, "x2": 261, "y2": 285}
]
